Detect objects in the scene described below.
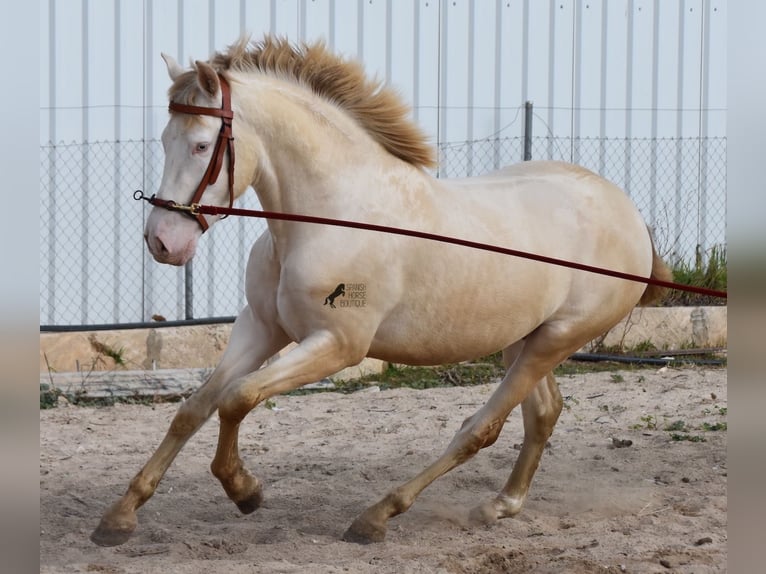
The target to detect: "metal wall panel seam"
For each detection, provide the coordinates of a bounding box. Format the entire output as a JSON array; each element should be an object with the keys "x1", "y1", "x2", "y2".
[
  {"x1": 207, "y1": 0, "x2": 217, "y2": 319},
  {"x1": 143, "y1": 0, "x2": 155, "y2": 322},
  {"x1": 270, "y1": 0, "x2": 277, "y2": 35},
  {"x1": 698, "y1": 0, "x2": 711, "y2": 249},
  {"x1": 209, "y1": 0, "x2": 216, "y2": 61},
  {"x1": 624, "y1": 0, "x2": 634, "y2": 197},
  {"x1": 299, "y1": 0, "x2": 306, "y2": 42},
  {"x1": 466, "y1": 0, "x2": 475, "y2": 175},
  {"x1": 412, "y1": 0, "x2": 420, "y2": 124},
  {"x1": 437, "y1": 0, "x2": 446, "y2": 176},
  {"x1": 547, "y1": 0, "x2": 556, "y2": 159},
  {"x1": 493, "y1": 0, "x2": 501, "y2": 170},
  {"x1": 572, "y1": 0, "x2": 581, "y2": 164},
  {"x1": 237, "y1": 0, "x2": 248, "y2": 311},
  {"x1": 385, "y1": 0, "x2": 393, "y2": 83},
  {"x1": 114, "y1": 0, "x2": 123, "y2": 322},
  {"x1": 47, "y1": 0, "x2": 57, "y2": 323},
  {"x1": 674, "y1": 0, "x2": 686, "y2": 257},
  {"x1": 521, "y1": 0, "x2": 529, "y2": 118},
  {"x1": 178, "y1": 0, "x2": 184, "y2": 64},
  {"x1": 357, "y1": 0, "x2": 364, "y2": 60},
  {"x1": 599, "y1": 0, "x2": 608, "y2": 174},
  {"x1": 650, "y1": 0, "x2": 660, "y2": 227},
  {"x1": 329, "y1": 0, "x2": 336, "y2": 48},
  {"x1": 240, "y1": 0, "x2": 246, "y2": 37},
  {"x1": 81, "y1": 0, "x2": 90, "y2": 324}
]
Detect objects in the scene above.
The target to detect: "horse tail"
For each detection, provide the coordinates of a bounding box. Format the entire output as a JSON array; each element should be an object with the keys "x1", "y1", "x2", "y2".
[{"x1": 638, "y1": 228, "x2": 673, "y2": 307}]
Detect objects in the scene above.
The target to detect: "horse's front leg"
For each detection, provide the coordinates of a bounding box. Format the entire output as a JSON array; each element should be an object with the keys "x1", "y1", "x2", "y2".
[
  {"x1": 90, "y1": 306, "x2": 290, "y2": 546},
  {"x1": 210, "y1": 331, "x2": 360, "y2": 513}
]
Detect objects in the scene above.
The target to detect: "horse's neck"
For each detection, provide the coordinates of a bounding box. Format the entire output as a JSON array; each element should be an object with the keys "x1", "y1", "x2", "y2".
[{"x1": 239, "y1": 76, "x2": 379, "y2": 215}]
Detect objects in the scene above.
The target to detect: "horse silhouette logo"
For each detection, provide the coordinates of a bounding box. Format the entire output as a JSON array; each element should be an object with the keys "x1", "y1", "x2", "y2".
[{"x1": 324, "y1": 283, "x2": 346, "y2": 308}]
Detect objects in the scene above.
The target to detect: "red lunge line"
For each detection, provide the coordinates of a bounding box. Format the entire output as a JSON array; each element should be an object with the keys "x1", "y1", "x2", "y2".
[{"x1": 190, "y1": 202, "x2": 727, "y2": 300}]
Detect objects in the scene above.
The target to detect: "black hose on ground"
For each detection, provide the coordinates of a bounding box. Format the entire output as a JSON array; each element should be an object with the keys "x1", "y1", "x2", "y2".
[{"x1": 569, "y1": 352, "x2": 725, "y2": 367}]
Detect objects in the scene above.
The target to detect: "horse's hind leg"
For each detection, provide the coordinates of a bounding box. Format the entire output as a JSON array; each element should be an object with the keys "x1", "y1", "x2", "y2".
[
  {"x1": 343, "y1": 326, "x2": 573, "y2": 544},
  {"x1": 470, "y1": 366, "x2": 562, "y2": 524},
  {"x1": 90, "y1": 306, "x2": 289, "y2": 546}
]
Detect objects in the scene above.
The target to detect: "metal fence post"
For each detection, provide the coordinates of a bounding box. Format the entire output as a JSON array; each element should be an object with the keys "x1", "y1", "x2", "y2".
[
  {"x1": 523, "y1": 101, "x2": 533, "y2": 161},
  {"x1": 185, "y1": 262, "x2": 194, "y2": 320}
]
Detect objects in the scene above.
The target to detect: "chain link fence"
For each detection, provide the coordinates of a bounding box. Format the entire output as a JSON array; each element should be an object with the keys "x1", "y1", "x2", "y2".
[
  {"x1": 439, "y1": 134, "x2": 727, "y2": 260},
  {"x1": 40, "y1": 134, "x2": 726, "y2": 327}
]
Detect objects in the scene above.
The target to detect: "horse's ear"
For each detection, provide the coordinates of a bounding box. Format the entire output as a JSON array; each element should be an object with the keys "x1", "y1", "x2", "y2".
[
  {"x1": 194, "y1": 60, "x2": 220, "y2": 98},
  {"x1": 161, "y1": 53, "x2": 184, "y2": 81}
]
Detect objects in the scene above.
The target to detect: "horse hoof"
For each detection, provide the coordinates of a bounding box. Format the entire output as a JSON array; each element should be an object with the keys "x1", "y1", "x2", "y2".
[
  {"x1": 234, "y1": 490, "x2": 263, "y2": 515},
  {"x1": 342, "y1": 518, "x2": 387, "y2": 544},
  {"x1": 468, "y1": 501, "x2": 499, "y2": 526},
  {"x1": 90, "y1": 516, "x2": 136, "y2": 547}
]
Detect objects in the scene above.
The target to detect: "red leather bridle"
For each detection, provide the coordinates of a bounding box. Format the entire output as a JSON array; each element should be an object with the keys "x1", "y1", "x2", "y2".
[{"x1": 139, "y1": 73, "x2": 235, "y2": 232}]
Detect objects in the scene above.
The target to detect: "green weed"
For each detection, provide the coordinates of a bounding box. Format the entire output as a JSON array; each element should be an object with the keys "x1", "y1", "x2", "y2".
[
  {"x1": 631, "y1": 414, "x2": 658, "y2": 430},
  {"x1": 662, "y1": 244, "x2": 727, "y2": 307},
  {"x1": 263, "y1": 398, "x2": 278, "y2": 410},
  {"x1": 632, "y1": 340, "x2": 657, "y2": 353},
  {"x1": 670, "y1": 433, "x2": 707, "y2": 443},
  {"x1": 39, "y1": 383, "x2": 60, "y2": 409},
  {"x1": 88, "y1": 335, "x2": 127, "y2": 366},
  {"x1": 665, "y1": 420, "x2": 687, "y2": 432}
]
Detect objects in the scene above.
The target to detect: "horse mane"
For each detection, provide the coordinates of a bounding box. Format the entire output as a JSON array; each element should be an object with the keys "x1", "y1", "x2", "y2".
[{"x1": 171, "y1": 36, "x2": 436, "y2": 169}]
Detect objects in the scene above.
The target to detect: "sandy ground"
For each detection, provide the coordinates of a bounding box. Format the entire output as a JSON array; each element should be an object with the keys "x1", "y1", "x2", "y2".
[{"x1": 40, "y1": 367, "x2": 727, "y2": 573}]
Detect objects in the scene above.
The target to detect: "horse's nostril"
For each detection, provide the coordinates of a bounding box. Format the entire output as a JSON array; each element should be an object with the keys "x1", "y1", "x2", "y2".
[
  {"x1": 156, "y1": 237, "x2": 169, "y2": 254},
  {"x1": 147, "y1": 234, "x2": 169, "y2": 255}
]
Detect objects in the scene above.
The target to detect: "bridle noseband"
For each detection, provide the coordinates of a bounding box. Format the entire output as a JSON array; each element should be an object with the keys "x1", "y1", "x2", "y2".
[{"x1": 137, "y1": 73, "x2": 235, "y2": 232}]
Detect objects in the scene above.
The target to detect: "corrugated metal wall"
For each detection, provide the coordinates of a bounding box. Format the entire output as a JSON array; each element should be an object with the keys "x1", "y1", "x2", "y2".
[
  {"x1": 40, "y1": 0, "x2": 726, "y2": 326},
  {"x1": 41, "y1": 0, "x2": 726, "y2": 144}
]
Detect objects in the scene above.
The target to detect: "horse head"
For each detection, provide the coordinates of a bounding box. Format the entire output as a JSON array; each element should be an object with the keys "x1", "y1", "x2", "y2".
[{"x1": 143, "y1": 55, "x2": 238, "y2": 266}]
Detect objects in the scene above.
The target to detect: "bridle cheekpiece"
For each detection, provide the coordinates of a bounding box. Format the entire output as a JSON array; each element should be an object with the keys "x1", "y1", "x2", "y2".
[{"x1": 136, "y1": 73, "x2": 235, "y2": 232}]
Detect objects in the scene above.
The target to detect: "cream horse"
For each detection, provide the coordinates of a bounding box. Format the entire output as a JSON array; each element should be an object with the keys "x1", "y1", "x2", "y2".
[{"x1": 92, "y1": 36, "x2": 671, "y2": 546}]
